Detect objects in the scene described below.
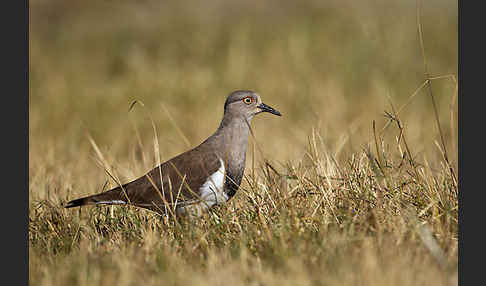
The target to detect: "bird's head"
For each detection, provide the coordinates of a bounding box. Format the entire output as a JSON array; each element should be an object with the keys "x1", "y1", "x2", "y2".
[{"x1": 223, "y1": 90, "x2": 281, "y2": 121}]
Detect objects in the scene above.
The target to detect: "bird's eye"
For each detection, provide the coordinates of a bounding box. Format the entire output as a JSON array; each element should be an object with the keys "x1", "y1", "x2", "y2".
[{"x1": 243, "y1": 97, "x2": 253, "y2": 105}]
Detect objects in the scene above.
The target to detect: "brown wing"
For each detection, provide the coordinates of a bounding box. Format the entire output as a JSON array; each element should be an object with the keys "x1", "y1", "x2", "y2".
[{"x1": 65, "y1": 147, "x2": 222, "y2": 214}]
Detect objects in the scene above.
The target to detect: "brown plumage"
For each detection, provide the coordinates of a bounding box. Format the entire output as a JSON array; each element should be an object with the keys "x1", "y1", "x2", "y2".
[{"x1": 65, "y1": 90, "x2": 281, "y2": 216}]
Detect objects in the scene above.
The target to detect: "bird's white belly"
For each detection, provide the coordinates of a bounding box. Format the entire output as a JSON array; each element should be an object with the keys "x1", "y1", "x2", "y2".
[{"x1": 176, "y1": 159, "x2": 228, "y2": 216}]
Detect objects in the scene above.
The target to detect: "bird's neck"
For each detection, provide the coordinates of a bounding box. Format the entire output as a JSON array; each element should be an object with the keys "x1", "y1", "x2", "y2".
[{"x1": 212, "y1": 116, "x2": 250, "y2": 165}]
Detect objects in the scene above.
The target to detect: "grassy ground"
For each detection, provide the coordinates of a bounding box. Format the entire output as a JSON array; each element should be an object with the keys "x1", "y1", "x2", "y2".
[{"x1": 29, "y1": 0, "x2": 458, "y2": 285}]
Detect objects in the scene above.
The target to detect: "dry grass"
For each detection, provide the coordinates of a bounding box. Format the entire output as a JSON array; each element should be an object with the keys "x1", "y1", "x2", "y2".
[{"x1": 29, "y1": 0, "x2": 458, "y2": 285}]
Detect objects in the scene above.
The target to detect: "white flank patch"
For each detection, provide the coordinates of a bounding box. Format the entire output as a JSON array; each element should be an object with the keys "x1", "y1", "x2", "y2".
[
  {"x1": 199, "y1": 158, "x2": 228, "y2": 206},
  {"x1": 177, "y1": 159, "x2": 228, "y2": 216},
  {"x1": 96, "y1": 200, "x2": 126, "y2": 205}
]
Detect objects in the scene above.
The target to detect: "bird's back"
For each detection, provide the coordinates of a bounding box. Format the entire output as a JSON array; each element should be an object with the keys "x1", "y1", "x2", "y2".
[{"x1": 65, "y1": 143, "x2": 223, "y2": 214}]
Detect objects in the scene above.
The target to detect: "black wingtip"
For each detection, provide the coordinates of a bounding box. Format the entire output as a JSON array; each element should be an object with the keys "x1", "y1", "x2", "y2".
[{"x1": 64, "y1": 198, "x2": 86, "y2": 208}]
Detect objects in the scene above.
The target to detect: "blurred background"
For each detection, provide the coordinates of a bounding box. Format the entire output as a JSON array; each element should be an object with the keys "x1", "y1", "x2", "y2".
[{"x1": 29, "y1": 0, "x2": 457, "y2": 199}]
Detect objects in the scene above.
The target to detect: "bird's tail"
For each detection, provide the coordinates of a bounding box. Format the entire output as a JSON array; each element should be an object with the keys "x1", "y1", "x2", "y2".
[{"x1": 64, "y1": 187, "x2": 128, "y2": 208}]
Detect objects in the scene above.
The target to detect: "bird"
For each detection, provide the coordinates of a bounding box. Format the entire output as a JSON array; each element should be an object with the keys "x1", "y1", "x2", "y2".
[{"x1": 64, "y1": 90, "x2": 281, "y2": 217}]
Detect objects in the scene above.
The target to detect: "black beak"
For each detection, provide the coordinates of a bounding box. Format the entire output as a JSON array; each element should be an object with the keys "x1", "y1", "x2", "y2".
[{"x1": 257, "y1": 103, "x2": 282, "y2": 116}]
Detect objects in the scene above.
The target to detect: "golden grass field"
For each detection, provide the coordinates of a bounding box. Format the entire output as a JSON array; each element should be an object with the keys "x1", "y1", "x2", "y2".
[{"x1": 29, "y1": 0, "x2": 458, "y2": 285}]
